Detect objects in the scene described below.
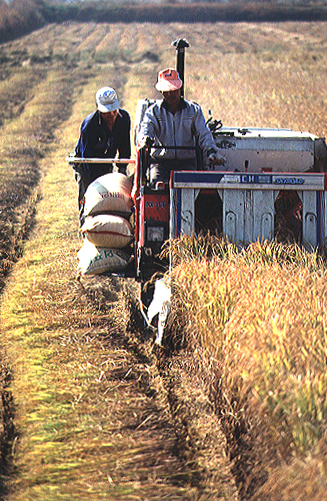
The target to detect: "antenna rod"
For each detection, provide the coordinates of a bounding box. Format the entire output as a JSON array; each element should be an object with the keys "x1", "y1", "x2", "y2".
[{"x1": 172, "y1": 38, "x2": 190, "y2": 99}]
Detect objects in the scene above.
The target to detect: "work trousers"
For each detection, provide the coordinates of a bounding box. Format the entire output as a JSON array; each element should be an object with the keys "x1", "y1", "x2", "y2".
[{"x1": 148, "y1": 158, "x2": 196, "y2": 186}]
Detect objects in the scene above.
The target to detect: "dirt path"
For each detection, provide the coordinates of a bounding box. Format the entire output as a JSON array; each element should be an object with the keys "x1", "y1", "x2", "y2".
[{"x1": 120, "y1": 287, "x2": 239, "y2": 499}]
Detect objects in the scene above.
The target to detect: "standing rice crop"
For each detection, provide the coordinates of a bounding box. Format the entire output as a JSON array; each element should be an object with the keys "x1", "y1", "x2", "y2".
[{"x1": 170, "y1": 237, "x2": 327, "y2": 498}]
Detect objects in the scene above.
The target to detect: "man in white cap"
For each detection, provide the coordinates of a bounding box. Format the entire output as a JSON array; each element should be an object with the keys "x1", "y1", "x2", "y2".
[
  {"x1": 74, "y1": 86, "x2": 131, "y2": 223},
  {"x1": 138, "y1": 68, "x2": 225, "y2": 185}
]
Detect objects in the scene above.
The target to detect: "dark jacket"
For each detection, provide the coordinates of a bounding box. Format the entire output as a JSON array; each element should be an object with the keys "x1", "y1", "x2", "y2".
[{"x1": 75, "y1": 109, "x2": 131, "y2": 184}]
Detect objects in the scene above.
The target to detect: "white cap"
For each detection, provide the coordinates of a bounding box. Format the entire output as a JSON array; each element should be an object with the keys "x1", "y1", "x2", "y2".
[{"x1": 96, "y1": 87, "x2": 119, "y2": 113}]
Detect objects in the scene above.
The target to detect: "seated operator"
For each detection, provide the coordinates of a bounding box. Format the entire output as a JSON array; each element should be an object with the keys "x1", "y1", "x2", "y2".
[
  {"x1": 137, "y1": 68, "x2": 225, "y2": 186},
  {"x1": 74, "y1": 86, "x2": 131, "y2": 224}
]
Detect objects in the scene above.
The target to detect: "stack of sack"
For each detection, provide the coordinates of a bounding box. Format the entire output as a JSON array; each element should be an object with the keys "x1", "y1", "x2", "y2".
[{"x1": 77, "y1": 172, "x2": 134, "y2": 276}]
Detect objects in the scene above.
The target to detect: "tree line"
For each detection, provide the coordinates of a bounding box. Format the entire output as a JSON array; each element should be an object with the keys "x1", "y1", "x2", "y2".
[{"x1": 1, "y1": 0, "x2": 327, "y2": 44}]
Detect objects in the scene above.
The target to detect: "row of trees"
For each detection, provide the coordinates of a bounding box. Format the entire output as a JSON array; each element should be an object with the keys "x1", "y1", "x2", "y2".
[
  {"x1": 2, "y1": 0, "x2": 327, "y2": 45},
  {"x1": 0, "y1": 0, "x2": 45, "y2": 43}
]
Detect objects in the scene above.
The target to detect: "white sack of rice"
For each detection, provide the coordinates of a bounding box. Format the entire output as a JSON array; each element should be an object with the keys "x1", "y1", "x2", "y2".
[
  {"x1": 83, "y1": 172, "x2": 133, "y2": 216},
  {"x1": 77, "y1": 240, "x2": 130, "y2": 276},
  {"x1": 81, "y1": 214, "x2": 133, "y2": 248}
]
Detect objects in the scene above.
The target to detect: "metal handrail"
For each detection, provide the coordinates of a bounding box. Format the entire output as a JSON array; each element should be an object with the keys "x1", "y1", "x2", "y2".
[{"x1": 66, "y1": 156, "x2": 135, "y2": 164}]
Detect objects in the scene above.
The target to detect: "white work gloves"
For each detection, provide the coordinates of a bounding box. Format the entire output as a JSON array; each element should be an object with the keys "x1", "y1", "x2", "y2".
[
  {"x1": 138, "y1": 136, "x2": 154, "y2": 149},
  {"x1": 207, "y1": 149, "x2": 226, "y2": 167}
]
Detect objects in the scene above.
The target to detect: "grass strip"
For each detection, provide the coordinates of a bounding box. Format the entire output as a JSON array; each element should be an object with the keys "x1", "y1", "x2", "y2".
[{"x1": 0, "y1": 101, "x2": 121, "y2": 499}]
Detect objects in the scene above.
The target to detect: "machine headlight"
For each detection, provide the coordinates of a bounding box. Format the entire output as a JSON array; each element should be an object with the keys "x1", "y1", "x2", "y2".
[{"x1": 147, "y1": 226, "x2": 165, "y2": 242}]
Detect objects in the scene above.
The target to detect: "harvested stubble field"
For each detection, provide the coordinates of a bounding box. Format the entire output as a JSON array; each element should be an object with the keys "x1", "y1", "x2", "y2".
[{"x1": 0, "y1": 20, "x2": 327, "y2": 500}]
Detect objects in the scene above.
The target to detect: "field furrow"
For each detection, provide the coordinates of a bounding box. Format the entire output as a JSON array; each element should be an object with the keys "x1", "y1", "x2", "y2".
[
  {"x1": 0, "y1": 69, "x2": 47, "y2": 126},
  {"x1": 77, "y1": 23, "x2": 111, "y2": 53}
]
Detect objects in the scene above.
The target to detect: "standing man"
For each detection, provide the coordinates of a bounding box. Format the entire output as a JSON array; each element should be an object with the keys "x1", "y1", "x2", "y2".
[
  {"x1": 74, "y1": 86, "x2": 131, "y2": 224},
  {"x1": 137, "y1": 68, "x2": 225, "y2": 186}
]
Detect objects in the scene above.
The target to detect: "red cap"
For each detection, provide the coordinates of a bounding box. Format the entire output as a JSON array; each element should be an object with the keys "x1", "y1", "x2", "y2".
[{"x1": 155, "y1": 68, "x2": 183, "y2": 92}]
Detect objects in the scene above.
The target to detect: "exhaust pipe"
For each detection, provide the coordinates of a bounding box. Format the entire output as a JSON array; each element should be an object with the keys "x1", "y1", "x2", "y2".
[{"x1": 172, "y1": 38, "x2": 190, "y2": 99}]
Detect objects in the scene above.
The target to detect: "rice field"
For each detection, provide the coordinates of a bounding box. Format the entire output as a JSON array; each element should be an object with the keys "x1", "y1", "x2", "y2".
[{"x1": 1, "y1": 19, "x2": 327, "y2": 500}]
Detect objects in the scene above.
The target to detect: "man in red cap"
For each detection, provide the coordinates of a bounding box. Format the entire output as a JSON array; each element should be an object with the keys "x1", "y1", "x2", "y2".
[{"x1": 138, "y1": 68, "x2": 225, "y2": 185}]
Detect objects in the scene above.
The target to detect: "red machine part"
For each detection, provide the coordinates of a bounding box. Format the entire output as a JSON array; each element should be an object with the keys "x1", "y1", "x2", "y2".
[{"x1": 139, "y1": 191, "x2": 169, "y2": 247}]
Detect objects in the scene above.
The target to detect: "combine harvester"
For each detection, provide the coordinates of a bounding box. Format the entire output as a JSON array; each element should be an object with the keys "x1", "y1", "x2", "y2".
[{"x1": 68, "y1": 39, "x2": 327, "y2": 344}]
